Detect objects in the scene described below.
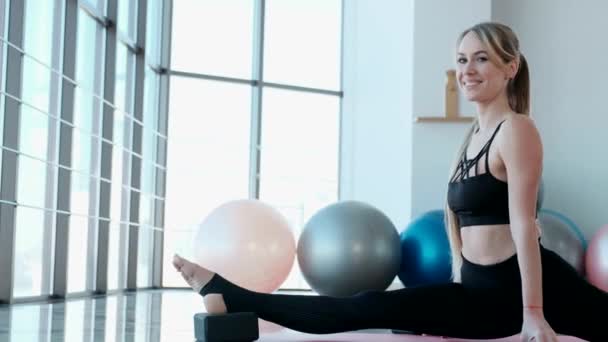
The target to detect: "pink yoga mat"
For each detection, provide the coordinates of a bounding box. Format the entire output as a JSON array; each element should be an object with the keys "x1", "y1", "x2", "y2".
[{"x1": 258, "y1": 320, "x2": 587, "y2": 342}]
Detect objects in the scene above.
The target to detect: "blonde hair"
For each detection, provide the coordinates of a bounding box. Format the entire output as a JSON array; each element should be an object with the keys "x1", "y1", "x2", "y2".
[{"x1": 445, "y1": 22, "x2": 530, "y2": 282}]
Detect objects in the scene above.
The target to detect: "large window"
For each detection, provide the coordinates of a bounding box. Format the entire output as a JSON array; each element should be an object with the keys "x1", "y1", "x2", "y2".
[
  {"x1": 170, "y1": 1, "x2": 254, "y2": 79},
  {"x1": 264, "y1": 0, "x2": 342, "y2": 89},
  {"x1": 164, "y1": 0, "x2": 343, "y2": 289},
  {"x1": 0, "y1": 0, "x2": 168, "y2": 303},
  {"x1": 12, "y1": 0, "x2": 62, "y2": 299}
]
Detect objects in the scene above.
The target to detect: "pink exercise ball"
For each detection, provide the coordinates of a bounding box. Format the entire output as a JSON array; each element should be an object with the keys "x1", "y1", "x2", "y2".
[
  {"x1": 585, "y1": 224, "x2": 608, "y2": 292},
  {"x1": 193, "y1": 199, "x2": 296, "y2": 293}
]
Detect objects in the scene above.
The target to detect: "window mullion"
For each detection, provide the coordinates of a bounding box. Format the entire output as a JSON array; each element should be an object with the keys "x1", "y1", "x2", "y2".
[
  {"x1": 52, "y1": 0, "x2": 79, "y2": 299},
  {"x1": 95, "y1": 0, "x2": 118, "y2": 294},
  {"x1": 0, "y1": 0, "x2": 25, "y2": 304},
  {"x1": 126, "y1": 0, "x2": 148, "y2": 290},
  {"x1": 249, "y1": 0, "x2": 265, "y2": 200}
]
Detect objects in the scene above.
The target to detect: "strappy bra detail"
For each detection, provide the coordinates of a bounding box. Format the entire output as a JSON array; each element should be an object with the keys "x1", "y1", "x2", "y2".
[{"x1": 447, "y1": 120, "x2": 510, "y2": 227}]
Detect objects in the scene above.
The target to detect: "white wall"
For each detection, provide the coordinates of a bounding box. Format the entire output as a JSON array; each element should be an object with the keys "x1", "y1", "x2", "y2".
[
  {"x1": 341, "y1": 0, "x2": 415, "y2": 230},
  {"x1": 492, "y1": 0, "x2": 608, "y2": 239},
  {"x1": 410, "y1": 1, "x2": 491, "y2": 219}
]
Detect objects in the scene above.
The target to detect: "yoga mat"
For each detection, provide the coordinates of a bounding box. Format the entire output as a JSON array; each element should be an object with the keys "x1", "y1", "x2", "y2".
[{"x1": 258, "y1": 320, "x2": 586, "y2": 342}]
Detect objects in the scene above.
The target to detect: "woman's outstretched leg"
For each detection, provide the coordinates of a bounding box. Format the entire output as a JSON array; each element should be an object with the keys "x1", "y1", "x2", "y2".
[
  {"x1": 173, "y1": 254, "x2": 377, "y2": 333},
  {"x1": 173, "y1": 254, "x2": 521, "y2": 338}
]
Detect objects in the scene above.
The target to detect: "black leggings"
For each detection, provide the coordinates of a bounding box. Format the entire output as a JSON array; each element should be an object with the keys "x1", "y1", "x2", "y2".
[{"x1": 200, "y1": 244, "x2": 607, "y2": 341}]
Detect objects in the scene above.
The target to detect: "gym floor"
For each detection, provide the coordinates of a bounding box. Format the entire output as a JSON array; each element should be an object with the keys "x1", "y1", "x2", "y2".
[{"x1": 0, "y1": 290, "x2": 586, "y2": 342}]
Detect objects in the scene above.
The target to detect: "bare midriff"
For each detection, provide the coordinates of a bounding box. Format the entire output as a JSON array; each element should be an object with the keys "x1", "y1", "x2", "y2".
[{"x1": 461, "y1": 224, "x2": 517, "y2": 265}]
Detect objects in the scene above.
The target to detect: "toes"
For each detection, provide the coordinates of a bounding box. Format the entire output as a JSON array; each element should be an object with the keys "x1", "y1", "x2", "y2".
[
  {"x1": 182, "y1": 267, "x2": 195, "y2": 279},
  {"x1": 172, "y1": 254, "x2": 185, "y2": 270},
  {"x1": 178, "y1": 268, "x2": 193, "y2": 284},
  {"x1": 176, "y1": 259, "x2": 197, "y2": 279},
  {"x1": 171, "y1": 255, "x2": 214, "y2": 290}
]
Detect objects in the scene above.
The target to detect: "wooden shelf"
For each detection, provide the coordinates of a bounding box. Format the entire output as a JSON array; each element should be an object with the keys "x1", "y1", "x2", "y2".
[{"x1": 415, "y1": 116, "x2": 475, "y2": 123}]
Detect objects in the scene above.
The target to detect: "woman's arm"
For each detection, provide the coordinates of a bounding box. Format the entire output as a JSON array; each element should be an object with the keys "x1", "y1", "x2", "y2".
[{"x1": 499, "y1": 115, "x2": 544, "y2": 313}]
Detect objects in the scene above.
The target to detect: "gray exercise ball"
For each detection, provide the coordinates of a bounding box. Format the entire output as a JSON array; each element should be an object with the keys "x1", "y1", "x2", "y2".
[
  {"x1": 538, "y1": 209, "x2": 586, "y2": 274},
  {"x1": 297, "y1": 201, "x2": 401, "y2": 297}
]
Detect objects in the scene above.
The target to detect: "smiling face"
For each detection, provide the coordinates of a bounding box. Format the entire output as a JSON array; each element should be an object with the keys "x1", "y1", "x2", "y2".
[{"x1": 456, "y1": 31, "x2": 516, "y2": 104}]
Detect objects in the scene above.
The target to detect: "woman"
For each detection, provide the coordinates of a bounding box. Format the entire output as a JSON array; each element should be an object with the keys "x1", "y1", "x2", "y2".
[{"x1": 173, "y1": 22, "x2": 607, "y2": 342}]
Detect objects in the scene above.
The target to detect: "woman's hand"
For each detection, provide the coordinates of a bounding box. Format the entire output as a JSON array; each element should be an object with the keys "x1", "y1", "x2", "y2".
[{"x1": 520, "y1": 310, "x2": 558, "y2": 342}]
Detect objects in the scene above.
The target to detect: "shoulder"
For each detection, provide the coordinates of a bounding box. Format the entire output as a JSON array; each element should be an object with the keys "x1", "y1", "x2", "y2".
[
  {"x1": 503, "y1": 113, "x2": 538, "y2": 132},
  {"x1": 498, "y1": 114, "x2": 543, "y2": 164},
  {"x1": 498, "y1": 114, "x2": 542, "y2": 148}
]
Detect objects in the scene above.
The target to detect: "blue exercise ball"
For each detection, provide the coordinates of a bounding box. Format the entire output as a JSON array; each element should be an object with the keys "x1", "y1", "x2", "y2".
[{"x1": 398, "y1": 210, "x2": 452, "y2": 287}]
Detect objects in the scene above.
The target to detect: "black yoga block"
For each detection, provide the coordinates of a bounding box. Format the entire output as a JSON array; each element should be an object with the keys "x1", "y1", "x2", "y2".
[{"x1": 194, "y1": 312, "x2": 259, "y2": 342}]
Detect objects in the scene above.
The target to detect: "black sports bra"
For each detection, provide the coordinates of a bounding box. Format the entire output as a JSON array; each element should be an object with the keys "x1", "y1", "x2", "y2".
[{"x1": 447, "y1": 120, "x2": 510, "y2": 227}]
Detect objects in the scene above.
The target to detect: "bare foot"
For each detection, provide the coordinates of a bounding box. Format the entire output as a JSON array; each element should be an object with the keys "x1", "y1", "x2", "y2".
[{"x1": 172, "y1": 254, "x2": 227, "y2": 314}]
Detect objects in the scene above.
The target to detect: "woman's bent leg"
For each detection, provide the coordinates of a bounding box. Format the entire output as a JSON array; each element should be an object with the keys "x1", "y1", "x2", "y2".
[{"x1": 541, "y1": 247, "x2": 608, "y2": 342}]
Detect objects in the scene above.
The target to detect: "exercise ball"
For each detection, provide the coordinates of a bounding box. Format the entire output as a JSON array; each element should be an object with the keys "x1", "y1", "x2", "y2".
[
  {"x1": 297, "y1": 201, "x2": 401, "y2": 297},
  {"x1": 585, "y1": 224, "x2": 608, "y2": 292},
  {"x1": 538, "y1": 209, "x2": 586, "y2": 275},
  {"x1": 398, "y1": 210, "x2": 452, "y2": 287},
  {"x1": 193, "y1": 199, "x2": 296, "y2": 293}
]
